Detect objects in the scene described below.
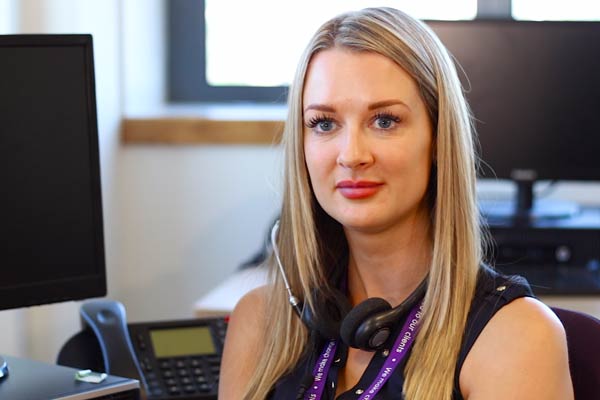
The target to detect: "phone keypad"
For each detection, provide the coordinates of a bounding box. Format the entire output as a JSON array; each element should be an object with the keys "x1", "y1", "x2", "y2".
[
  {"x1": 142, "y1": 356, "x2": 220, "y2": 398},
  {"x1": 145, "y1": 355, "x2": 221, "y2": 398},
  {"x1": 129, "y1": 317, "x2": 227, "y2": 399}
]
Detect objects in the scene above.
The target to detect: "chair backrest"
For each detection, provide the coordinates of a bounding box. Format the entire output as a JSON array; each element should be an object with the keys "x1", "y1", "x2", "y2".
[{"x1": 551, "y1": 307, "x2": 600, "y2": 400}]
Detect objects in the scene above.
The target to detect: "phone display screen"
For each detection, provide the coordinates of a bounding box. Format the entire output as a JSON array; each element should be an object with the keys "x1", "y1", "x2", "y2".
[{"x1": 150, "y1": 326, "x2": 216, "y2": 358}]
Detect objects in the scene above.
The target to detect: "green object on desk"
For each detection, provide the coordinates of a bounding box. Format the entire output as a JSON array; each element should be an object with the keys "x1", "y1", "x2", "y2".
[{"x1": 75, "y1": 369, "x2": 107, "y2": 384}]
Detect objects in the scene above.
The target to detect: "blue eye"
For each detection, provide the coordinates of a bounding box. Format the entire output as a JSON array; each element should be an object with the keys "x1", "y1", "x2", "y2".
[
  {"x1": 376, "y1": 117, "x2": 393, "y2": 129},
  {"x1": 306, "y1": 115, "x2": 336, "y2": 133},
  {"x1": 318, "y1": 120, "x2": 334, "y2": 131},
  {"x1": 374, "y1": 113, "x2": 401, "y2": 130}
]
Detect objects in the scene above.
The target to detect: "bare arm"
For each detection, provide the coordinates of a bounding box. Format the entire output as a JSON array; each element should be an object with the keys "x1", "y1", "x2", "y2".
[
  {"x1": 460, "y1": 297, "x2": 573, "y2": 400},
  {"x1": 219, "y1": 286, "x2": 268, "y2": 399}
]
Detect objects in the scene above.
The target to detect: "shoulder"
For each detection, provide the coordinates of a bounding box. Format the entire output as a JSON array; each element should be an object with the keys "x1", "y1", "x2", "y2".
[
  {"x1": 229, "y1": 284, "x2": 270, "y2": 325},
  {"x1": 218, "y1": 285, "x2": 270, "y2": 399},
  {"x1": 460, "y1": 297, "x2": 573, "y2": 400},
  {"x1": 224, "y1": 284, "x2": 270, "y2": 353}
]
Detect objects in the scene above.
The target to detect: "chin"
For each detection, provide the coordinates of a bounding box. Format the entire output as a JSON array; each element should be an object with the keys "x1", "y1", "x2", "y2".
[
  {"x1": 332, "y1": 213, "x2": 391, "y2": 234},
  {"x1": 328, "y1": 203, "x2": 428, "y2": 235}
]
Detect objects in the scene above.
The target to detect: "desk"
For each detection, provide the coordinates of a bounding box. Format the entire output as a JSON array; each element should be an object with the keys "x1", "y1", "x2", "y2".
[
  {"x1": 194, "y1": 267, "x2": 268, "y2": 317},
  {"x1": 0, "y1": 355, "x2": 139, "y2": 400},
  {"x1": 194, "y1": 267, "x2": 600, "y2": 319}
]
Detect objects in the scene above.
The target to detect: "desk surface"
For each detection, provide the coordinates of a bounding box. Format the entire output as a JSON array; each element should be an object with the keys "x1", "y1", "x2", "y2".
[
  {"x1": 0, "y1": 355, "x2": 139, "y2": 400},
  {"x1": 194, "y1": 267, "x2": 268, "y2": 317}
]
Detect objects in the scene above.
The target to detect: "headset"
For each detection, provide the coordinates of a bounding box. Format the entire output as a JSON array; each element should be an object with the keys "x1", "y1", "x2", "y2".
[{"x1": 270, "y1": 220, "x2": 427, "y2": 352}]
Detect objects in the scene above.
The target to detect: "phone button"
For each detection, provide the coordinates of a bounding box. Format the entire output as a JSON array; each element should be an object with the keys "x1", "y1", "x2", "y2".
[
  {"x1": 162, "y1": 370, "x2": 175, "y2": 379},
  {"x1": 168, "y1": 386, "x2": 181, "y2": 395},
  {"x1": 198, "y1": 383, "x2": 211, "y2": 392},
  {"x1": 184, "y1": 384, "x2": 196, "y2": 393},
  {"x1": 206, "y1": 355, "x2": 220, "y2": 363},
  {"x1": 190, "y1": 358, "x2": 201, "y2": 367},
  {"x1": 181, "y1": 377, "x2": 192, "y2": 385},
  {"x1": 165, "y1": 378, "x2": 177, "y2": 386}
]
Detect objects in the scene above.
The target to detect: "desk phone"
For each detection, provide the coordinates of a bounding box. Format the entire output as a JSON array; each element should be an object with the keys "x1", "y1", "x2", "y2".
[
  {"x1": 57, "y1": 300, "x2": 228, "y2": 400},
  {"x1": 129, "y1": 318, "x2": 227, "y2": 399}
]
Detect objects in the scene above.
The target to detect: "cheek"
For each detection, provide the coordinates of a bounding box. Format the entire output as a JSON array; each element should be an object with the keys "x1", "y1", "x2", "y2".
[
  {"x1": 411, "y1": 143, "x2": 434, "y2": 193},
  {"x1": 385, "y1": 141, "x2": 432, "y2": 187},
  {"x1": 304, "y1": 140, "x2": 329, "y2": 182}
]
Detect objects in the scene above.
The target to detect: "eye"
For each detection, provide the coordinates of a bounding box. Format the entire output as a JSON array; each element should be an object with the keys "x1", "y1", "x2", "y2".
[
  {"x1": 373, "y1": 112, "x2": 401, "y2": 130},
  {"x1": 306, "y1": 115, "x2": 337, "y2": 133}
]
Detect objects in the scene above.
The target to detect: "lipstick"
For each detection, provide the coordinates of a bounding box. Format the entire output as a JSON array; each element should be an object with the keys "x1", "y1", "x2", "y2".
[{"x1": 336, "y1": 180, "x2": 383, "y2": 199}]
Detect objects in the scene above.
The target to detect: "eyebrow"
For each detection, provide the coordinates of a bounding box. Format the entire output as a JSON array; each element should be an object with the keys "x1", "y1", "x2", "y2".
[
  {"x1": 304, "y1": 104, "x2": 336, "y2": 113},
  {"x1": 368, "y1": 99, "x2": 411, "y2": 111},
  {"x1": 303, "y1": 99, "x2": 411, "y2": 113}
]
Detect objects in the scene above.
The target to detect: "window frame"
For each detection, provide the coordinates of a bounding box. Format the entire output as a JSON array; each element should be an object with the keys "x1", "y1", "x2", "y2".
[
  {"x1": 168, "y1": 0, "x2": 287, "y2": 103},
  {"x1": 167, "y1": 0, "x2": 511, "y2": 103}
]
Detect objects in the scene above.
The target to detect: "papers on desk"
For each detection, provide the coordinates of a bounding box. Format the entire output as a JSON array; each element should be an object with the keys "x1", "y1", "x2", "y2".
[{"x1": 194, "y1": 267, "x2": 269, "y2": 316}]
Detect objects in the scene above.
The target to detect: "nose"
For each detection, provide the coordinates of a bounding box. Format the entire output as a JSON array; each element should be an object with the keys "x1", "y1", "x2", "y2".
[{"x1": 336, "y1": 128, "x2": 374, "y2": 169}]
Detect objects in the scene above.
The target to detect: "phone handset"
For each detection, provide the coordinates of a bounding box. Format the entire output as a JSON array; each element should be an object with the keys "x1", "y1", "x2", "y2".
[{"x1": 80, "y1": 299, "x2": 148, "y2": 398}]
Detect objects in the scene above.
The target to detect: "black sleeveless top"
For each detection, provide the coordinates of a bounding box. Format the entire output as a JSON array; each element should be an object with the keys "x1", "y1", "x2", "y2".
[{"x1": 268, "y1": 266, "x2": 534, "y2": 399}]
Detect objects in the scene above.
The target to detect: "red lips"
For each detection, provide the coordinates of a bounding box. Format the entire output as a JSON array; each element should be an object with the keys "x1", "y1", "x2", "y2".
[{"x1": 336, "y1": 180, "x2": 383, "y2": 199}]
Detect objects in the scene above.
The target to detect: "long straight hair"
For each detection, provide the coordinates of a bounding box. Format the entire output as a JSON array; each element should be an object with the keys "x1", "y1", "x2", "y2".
[{"x1": 243, "y1": 7, "x2": 482, "y2": 399}]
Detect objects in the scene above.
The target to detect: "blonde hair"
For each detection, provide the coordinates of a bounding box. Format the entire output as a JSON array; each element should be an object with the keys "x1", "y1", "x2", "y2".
[{"x1": 244, "y1": 7, "x2": 482, "y2": 399}]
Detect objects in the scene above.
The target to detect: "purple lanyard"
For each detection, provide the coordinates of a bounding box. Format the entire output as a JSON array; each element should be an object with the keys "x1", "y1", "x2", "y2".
[{"x1": 304, "y1": 301, "x2": 423, "y2": 400}]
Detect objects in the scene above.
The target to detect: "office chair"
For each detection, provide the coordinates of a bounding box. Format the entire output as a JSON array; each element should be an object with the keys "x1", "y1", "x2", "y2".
[{"x1": 552, "y1": 307, "x2": 600, "y2": 400}]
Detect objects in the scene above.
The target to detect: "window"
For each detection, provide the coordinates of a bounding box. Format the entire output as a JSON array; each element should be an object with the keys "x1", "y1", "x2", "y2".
[
  {"x1": 513, "y1": 0, "x2": 600, "y2": 21},
  {"x1": 204, "y1": 0, "x2": 476, "y2": 88},
  {"x1": 171, "y1": 0, "x2": 600, "y2": 103},
  {"x1": 168, "y1": 0, "x2": 477, "y2": 103}
]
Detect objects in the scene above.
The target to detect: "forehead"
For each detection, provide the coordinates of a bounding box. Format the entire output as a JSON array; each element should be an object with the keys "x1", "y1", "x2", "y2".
[{"x1": 303, "y1": 48, "x2": 422, "y2": 108}]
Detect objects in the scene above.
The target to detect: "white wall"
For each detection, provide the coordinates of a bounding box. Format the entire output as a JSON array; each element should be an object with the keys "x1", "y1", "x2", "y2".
[
  {"x1": 0, "y1": 0, "x2": 16, "y2": 33},
  {"x1": 116, "y1": 145, "x2": 281, "y2": 321},
  {"x1": 121, "y1": 0, "x2": 166, "y2": 115}
]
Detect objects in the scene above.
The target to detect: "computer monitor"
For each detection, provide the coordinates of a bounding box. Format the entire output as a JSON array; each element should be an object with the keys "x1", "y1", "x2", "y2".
[
  {"x1": 0, "y1": 35, "x2": 106, "y2": 324},
  {"x1": 427, "y1": 20, "x2": 600, "y2": 219}
]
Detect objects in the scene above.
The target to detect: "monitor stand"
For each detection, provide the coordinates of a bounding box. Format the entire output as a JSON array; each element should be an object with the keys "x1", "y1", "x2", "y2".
[
  {"x1": 0, "y1": 356, "x2": 7, "y2": 381},
  {"x1": 480, "y1": 175, "x2": 580, "y2": 223}
]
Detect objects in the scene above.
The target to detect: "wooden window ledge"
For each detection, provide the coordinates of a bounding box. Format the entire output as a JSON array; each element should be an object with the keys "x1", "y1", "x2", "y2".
[{"x1": 121, "y1": 105, "x2": 286, "y2": 145}]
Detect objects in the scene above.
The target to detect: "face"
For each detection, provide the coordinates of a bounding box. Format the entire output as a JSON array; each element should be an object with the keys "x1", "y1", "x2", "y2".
[{"x1": 302, "y1": 48, "x2": 434, "y2": 234}]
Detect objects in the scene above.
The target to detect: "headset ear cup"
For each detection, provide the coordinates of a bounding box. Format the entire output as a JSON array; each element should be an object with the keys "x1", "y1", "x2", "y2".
[
  {"x1": 301, "y1": 288, "x2": 351, "y2": 340},
  {"x1": 340, "y1": 297, "x2": 392, "y2": 350}
]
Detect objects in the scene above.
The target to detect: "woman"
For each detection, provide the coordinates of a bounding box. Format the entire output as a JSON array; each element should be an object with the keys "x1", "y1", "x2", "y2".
[{"x1": 220, "y1": 7, "x2": 573, "y2": 399}]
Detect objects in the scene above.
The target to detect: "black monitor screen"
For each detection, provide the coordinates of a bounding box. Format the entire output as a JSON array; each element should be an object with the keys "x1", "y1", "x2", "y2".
[
  {"x1": 0, "y1": 35, "x2": 106, "y2": 311},
  {"x1": 427, "y1": 20, "x2": 600, "y2": 181}
]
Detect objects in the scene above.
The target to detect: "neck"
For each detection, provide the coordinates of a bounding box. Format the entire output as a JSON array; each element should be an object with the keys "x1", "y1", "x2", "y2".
[{"x1": 345, "y1": 210, "x2": 432, "y2": 307}]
